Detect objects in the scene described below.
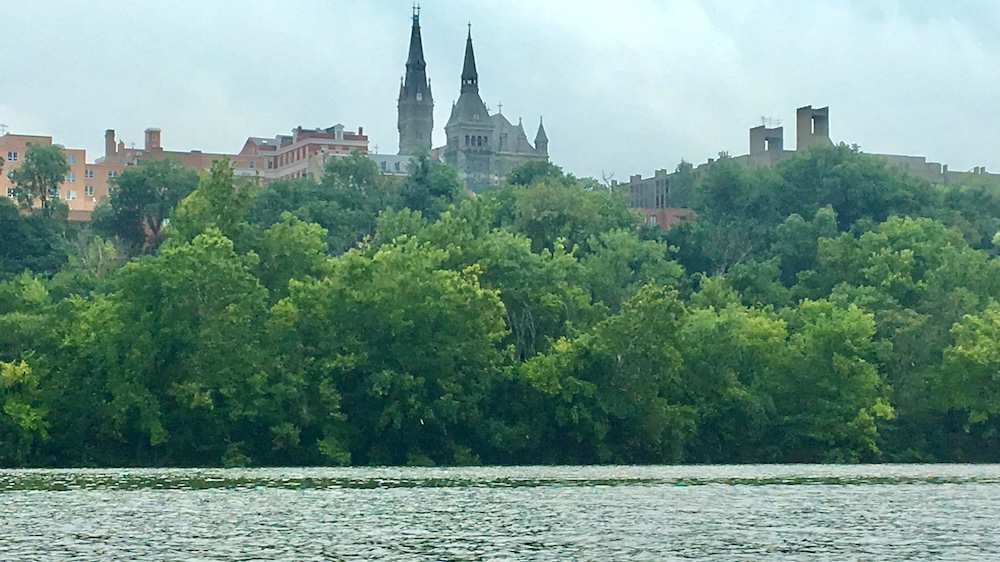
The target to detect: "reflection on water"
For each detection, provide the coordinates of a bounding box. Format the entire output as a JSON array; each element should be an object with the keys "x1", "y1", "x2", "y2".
[{"x1": 1, "y1": 465, "x2": 998, "y2": 560}]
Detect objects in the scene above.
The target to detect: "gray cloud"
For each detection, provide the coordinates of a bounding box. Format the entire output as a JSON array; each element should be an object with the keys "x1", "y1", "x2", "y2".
[{"x1": 3, "y1": 0, "x2": 998, "y2": 179}]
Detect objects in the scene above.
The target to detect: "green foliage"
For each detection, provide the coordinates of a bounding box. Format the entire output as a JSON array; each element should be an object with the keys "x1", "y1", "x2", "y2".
[
  {"x1": 166, "y1": 158, "x2": 256, "y2": 250},
  {"x1": 4, "y1": 143, "x2": 1000, "y2": 466},
  {"x1": 272, "y1": 237, "x2": 509, "y2": 465},
  {"x1": 484, "y1": 175, "x2": 639, "y2": 255},
  {"x1": 93, "y1": 158, "x2": 199, "y2": 255},
  {"x1": 0, "y1": 360, "x2": 48, "y2": 466},
  {"x1": 936, "y1": 302, "x2": 1000, "y2": 424},
  {"x1": 505, "y1": 160, "x2": 568, "y2": 187},
  {"x1": 398, "y1": 151, "x2": 465, "y2": 220},
  {"x1": 0, "y1": 200, "x2": 68, "y2": 279},
  {"x1": 10, "y1": 143, "x2": 70, "y2": 217}
]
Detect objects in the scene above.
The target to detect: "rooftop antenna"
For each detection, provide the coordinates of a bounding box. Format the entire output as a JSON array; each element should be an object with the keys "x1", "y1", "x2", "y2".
[
  {"x1": 760, "y1": 116, "x2": 781, "y2": 127},
  {"x1": 0, "y1": 124, "x2": 8, "y2": 135},
  {"x1": 374, "y1": 143, "x2": 380, "y2": 153}
]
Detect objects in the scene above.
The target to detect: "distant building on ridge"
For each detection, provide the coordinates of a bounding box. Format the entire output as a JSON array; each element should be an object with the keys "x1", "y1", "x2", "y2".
[{"x1": 438, "y1": 25, "x2": 549, "y2": 191}]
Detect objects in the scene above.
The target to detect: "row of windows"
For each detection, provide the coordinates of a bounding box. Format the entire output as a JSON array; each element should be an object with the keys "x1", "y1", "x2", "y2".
[
  {"x1": 465, "y1": 135, "x2": 488, "y2": 147},
  {"x1": 61, "y1": 169, "x2": 110, "y2": 180},
  {"x1": 6, "y1": 186, "x2": 97, "y2": 199},
  {"x1": 268, "y1": 145, "x2": 358, "y2": 169},
  {"x1": 379, "y1": 161, "x2": 404, "y2": 172}
]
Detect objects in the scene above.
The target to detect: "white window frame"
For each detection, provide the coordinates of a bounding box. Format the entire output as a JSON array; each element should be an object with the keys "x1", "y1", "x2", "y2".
[
  {"x1": 65, "y1": 189, "x2": 77, "y2": 201},
  {"x1": 5, "y1": 151, "x2": 17, "y2": 162}
]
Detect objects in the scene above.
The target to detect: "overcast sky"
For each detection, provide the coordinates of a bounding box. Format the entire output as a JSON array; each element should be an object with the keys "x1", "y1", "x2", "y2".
[{"x1": 3, "y1": 0, "x2": 998, "y2": 180}]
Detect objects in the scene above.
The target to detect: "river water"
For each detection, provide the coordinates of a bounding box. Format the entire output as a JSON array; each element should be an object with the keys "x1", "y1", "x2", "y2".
[{"x1": 1, "y1": 464, "x2": 998, "y2": 561}]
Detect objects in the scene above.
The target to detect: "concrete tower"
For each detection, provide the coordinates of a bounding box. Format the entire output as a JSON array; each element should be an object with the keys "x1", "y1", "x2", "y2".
[{"x1": 397, "y1": 6, "x2": 434, "y2": 155}]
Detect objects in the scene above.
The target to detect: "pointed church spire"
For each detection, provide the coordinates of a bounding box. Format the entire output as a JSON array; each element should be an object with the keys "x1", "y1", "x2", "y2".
[
  {"x1": 535, "y1": 116, "x2": 549, "y2": 156},
  {"x1": 398, "y1": 5, "x2": 433, "y2": 155},
  {"x1": 401, "y1": 4, "x2": 430, "y2": 101},
  {"x1": 405, "y1": 5, "x2": 426, "y2": 73},
  {"x1": 461, "y1": 24, "x2": 479, "y2": 94},
  {"x1": 535, "y1": 116, "x2": 548, "y2": 143}
]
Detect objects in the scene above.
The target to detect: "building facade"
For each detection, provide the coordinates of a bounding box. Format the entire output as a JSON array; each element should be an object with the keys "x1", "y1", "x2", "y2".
[
  {"x1": 239, "y1": 124, "x2": 369, "y2": 182},
  {"x1": 2, "y1": 132, "x2": 125, "y2": 221},
  {"x1": 100, "y1": 127, "x2": 260, "y2": 179},
  {"x1": 437, "y1": 26, "x2": 549, "y2": 191}
]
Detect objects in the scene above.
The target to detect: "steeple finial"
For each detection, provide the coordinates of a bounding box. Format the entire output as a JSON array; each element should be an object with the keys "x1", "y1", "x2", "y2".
[
  {"x1": 405, "y1": 6, "x2": 426, "y2": 70},
  {"x1": 461, "y1": 23, "x2": 478, "y2": 94},
  {"x1": 535, "y1": 116, "x2": 548, "y2": 144}
]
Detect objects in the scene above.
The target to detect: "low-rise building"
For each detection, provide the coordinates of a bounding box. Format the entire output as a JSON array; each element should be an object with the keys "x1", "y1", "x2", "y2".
[
  {"x1": 240, "y1": 124, "x2": 369, "y2": 182},
  {"x1": 1, "y1": 132, "x2": 123, "y2": 221},
  {"x1": 100, "y1": 127, "x2": 261, "y2": 179},
  {"x1": 626, "y1": 105, "x2": 999, "y2": 229}
]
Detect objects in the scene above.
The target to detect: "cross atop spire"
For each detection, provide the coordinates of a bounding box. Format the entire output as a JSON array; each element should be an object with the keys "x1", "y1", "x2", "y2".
[{"x1": 412, "y1": 3, "x2": 420, "y2": 20}]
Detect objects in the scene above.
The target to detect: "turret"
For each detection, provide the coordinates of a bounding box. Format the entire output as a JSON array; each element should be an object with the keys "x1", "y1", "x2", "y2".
[{"x1": 534, "y1": 117, "x2": 548, "y2": 156}]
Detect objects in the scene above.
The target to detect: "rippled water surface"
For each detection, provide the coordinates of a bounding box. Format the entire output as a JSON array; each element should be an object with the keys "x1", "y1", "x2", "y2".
[{"x1": 2, "y1": 465, "x2": 998, "y2": 560}]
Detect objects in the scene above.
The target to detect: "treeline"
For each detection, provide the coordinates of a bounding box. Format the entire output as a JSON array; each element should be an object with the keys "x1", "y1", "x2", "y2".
[{"x1": 1, "y1": 144, "x2": 999, "y2": 467}]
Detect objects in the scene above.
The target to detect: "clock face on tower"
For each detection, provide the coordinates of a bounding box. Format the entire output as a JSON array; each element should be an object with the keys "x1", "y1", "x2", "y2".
[{"x1": 417, "y1": 92, "x2": 423, "y2": 101}]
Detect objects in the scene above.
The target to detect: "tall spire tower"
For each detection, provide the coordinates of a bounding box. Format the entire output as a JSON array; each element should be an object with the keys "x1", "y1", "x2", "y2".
[
  {"x1": 443, "y1": 24, "x2": 495, "y2": 191},
  {"x1": 397, "y1": 5, "x2": 434, "y2": 155}
]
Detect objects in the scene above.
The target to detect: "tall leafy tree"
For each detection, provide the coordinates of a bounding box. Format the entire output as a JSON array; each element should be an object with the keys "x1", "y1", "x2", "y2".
[
  {"x1": 10, "y1": 144, "x2": 69, "y2": 217},
  {"x1": 93, "y1": 158, "x2": 199, "y2": 254}
]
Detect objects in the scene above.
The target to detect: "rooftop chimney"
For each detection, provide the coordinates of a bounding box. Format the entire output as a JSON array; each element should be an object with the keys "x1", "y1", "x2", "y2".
[{"x1": 105, "y1": 129, "x2": 116, "y2": 159}]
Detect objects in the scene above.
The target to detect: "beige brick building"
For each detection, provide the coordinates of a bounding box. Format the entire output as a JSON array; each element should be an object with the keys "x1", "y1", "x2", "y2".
[{"x1": 1, "y1": 132, "x2": 124, "y2": 221}]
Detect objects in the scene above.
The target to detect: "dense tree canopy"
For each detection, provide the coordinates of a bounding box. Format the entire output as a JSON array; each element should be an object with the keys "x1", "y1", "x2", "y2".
[
  {"x1": 2, "y1": 146, "x2": 1000, "y2": 467},
  {"x1": 92, "y1": 158, "x2": 199, "y2": 255}
]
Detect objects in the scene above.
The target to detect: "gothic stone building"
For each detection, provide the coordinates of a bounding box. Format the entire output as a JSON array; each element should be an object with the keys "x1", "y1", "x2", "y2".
[{"x1": 396, "y1": 10, "x2": 549, "y2": 192}]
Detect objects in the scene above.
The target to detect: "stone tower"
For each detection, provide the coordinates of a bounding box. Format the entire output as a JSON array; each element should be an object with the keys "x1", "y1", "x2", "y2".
[
  {"x1": 397, "y1": 6, "x2": 434, "y2": 155},
  {"x1": 443, "y1": 26, "x2": 496, "y2": 191}
]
